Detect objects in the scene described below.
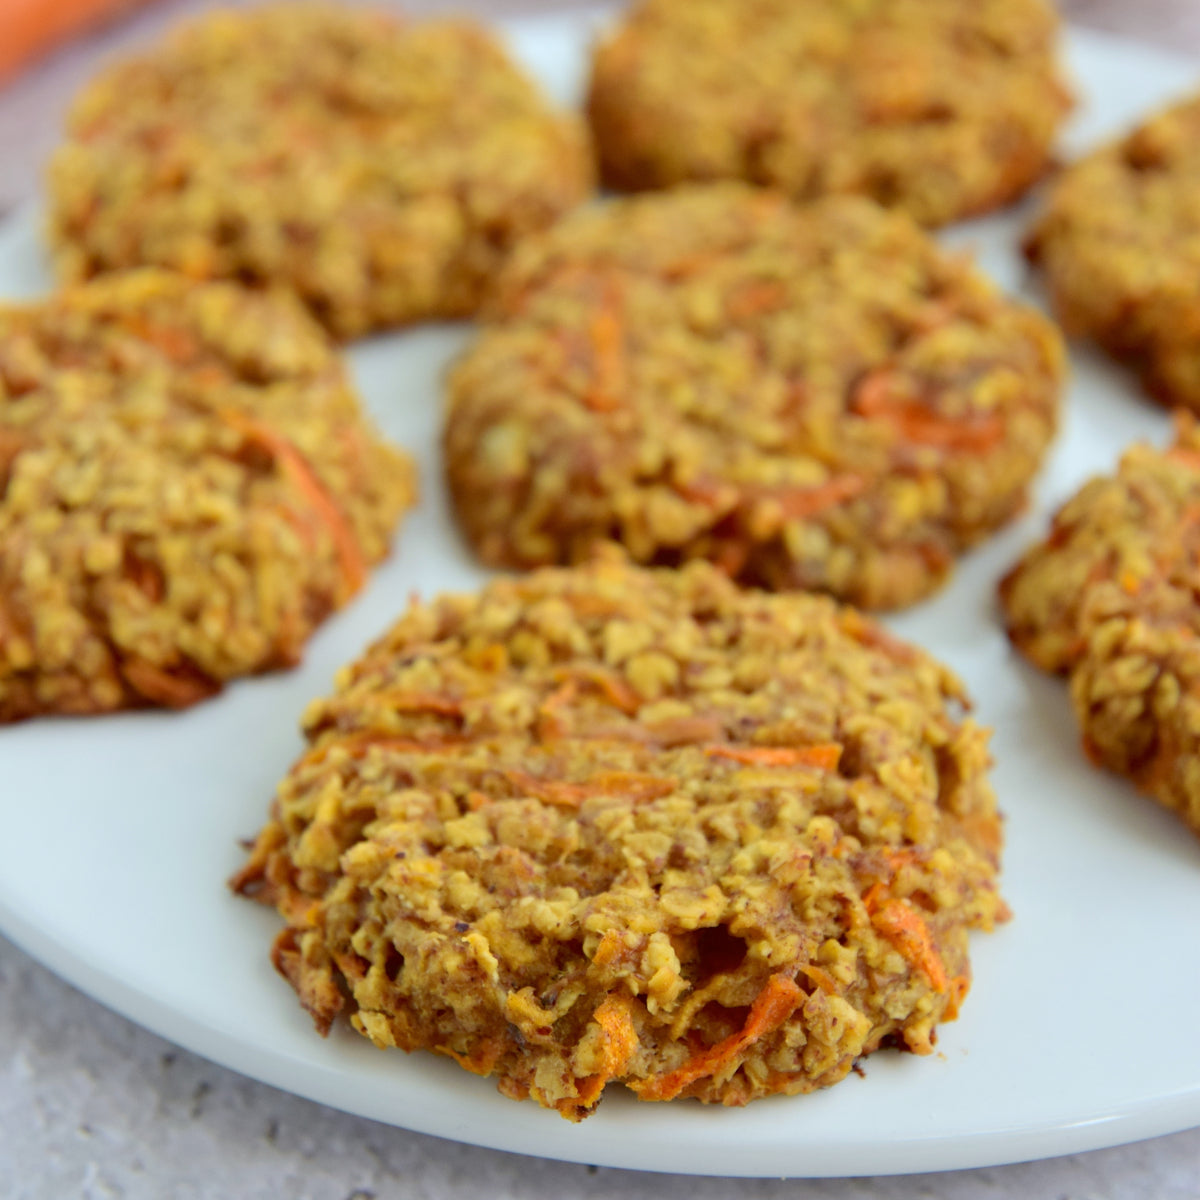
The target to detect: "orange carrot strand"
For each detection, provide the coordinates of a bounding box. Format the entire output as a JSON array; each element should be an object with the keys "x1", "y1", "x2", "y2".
[
  {"x1": 704, "y1": 743, "x2": 842, "y2": 770},
  {"x1": 631, "y1": 974, "x2": 802, "y2": 1101},
  {"x1": 221, "y1": 409, "x2": 366, "y2": 597}
]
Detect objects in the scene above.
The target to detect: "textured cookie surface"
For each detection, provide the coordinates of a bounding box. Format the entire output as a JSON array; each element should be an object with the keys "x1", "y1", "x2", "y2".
[
  {"x1": 1026, "y1": 93, "x2": 1200, "y2": 411},
  {"x1": 1000, "y1": 418, "x2": 1200, "y2": 676},
  {"x1": 445, "y1": 187, "x2": 1064, "y2": 610},
  {"x1": 233, "y1": 554, "x2": 1006, "y2": 1119},
  {"x1": 48, "y1": 4, "x2": 592, "y2": 338},
  {"x1": 0, "y1": 271, "x2": 415, "y2": 721},
  {"x1": 1071, "y1": 574, "x2": 1200, "y2": 838},
  {"x1": 1001, "y1": 417, "x2": 1200, "y2": 837},
  {"x1": 587, "y1": 0, "x2": 1069, "y2": 227}
]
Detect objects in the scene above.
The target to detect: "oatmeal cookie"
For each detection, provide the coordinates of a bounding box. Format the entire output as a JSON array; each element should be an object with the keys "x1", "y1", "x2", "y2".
[
  {"x1": 1026, "y1": 93, "x2": 1200, "y2": 411},
  {"x1": 587, "y1": 0, "x2": 1069, "y2": 227},
  {"x1": 1000, "y1": 416, "x2": 1200, "y2": 838},
  {"x1": 999, "y1": 416, "x2": 1200, "y2": 675},
  {"x1": 233, "y1": 553, "x2": 1007, "y2": 1119},
  {"x1": 1070, "y1": 574, "x2": 1200, "y2": 838},
  {"x1": 47, "y1": 5, "x2": 592, "y2": 338},
  {"x1": 444, "y1": 187, "x2": 1064, "y2": 610},
  {"x1": 0, "y1": 270, "x2": 415, "y2": 721}
]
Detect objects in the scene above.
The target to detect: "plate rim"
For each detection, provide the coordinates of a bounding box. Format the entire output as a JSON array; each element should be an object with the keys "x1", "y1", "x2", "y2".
[{"x1": 4, "y1": 12, "x2": 1200, "y2": 1180}]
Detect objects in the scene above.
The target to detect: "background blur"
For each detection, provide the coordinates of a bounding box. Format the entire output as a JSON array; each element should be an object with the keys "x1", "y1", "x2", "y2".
[{"x1": 2, "y1": 0, "x2": 1200, "y2": 216}]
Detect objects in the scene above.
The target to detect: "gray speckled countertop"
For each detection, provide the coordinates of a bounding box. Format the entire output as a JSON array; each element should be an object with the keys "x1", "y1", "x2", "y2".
[{"x1": 3, "y1": 2, "x2": 1200, "y2": 1196}]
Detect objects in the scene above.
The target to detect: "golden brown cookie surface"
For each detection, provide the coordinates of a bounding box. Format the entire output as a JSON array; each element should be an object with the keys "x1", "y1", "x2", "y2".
[
  {"x1": 1026, "y1": 93, "x2": 1200, "y2": 411},
  {"x1": 1000, "y1": 417, "x2": 1200, "y2": 676},
  {"x1": 445, "y1": 187, "x2": 1064, "y2": 610},
  {"x1": 587, "y1": 0, "x2": 1069, "y2": 227},
  {"x1": 48, "y1": 5, "x2": 592, "y2": 337},
  {"x1": 233, "y1": 554, "x2": 1007, "y2": 1119},
  {"x1": 1001, "y1": 417, "x2": 1200, "y2": 838},
  {"x1": 1070, "y1": 573, "x2": 1200, "y2": 838},
  {"x1": 0, "y1": 270, "x2": 415, "y2": 721}
]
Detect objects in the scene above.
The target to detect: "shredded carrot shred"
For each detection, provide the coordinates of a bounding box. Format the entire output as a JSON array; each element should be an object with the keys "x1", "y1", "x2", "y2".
[
  {"x1": 673, "y1": 476, "x2": 732, "y2": 507},
  {"x1": 631, "y1": 974, "x2": 802, "y2": 1101},
  {"x1": 660, "y1": 251, "x2": 720, "y2": 281},
  {"x1": 562, "y1": 592, "x2": 626, "y2": 618},
  {"x1": 506, "y1": 769, "x2": 675, "y2": 808},
  {"x1": 644, "y1": 715, "x2": 726, "y2": 745},
  {"x1": 220, "y1": 409, "x2": 366, "y2": 597},
  {"x1": 769, "y1": 475, "x2": 865, "y2": 520},
  {"x1": 140, "y1": 321, "x2": 201, "y2": 363},
  {"x1": 297, "y1": 732, "x2": 461, "y2": 771},
  {"x1": 592, "y1": 930, "x2": 624, "y2": 967},
  {"x1": 1165, "y1": 446, "x2": 1200, "y2": 473},
  {"x1": 727, "y1": 279, "x2": 787, "y2": 319},
  {"x1": 567, "y1": 714, "x2": 725, "y2": 749},
  {"x1": 186, "y1": 365, "x2": 227, "y2": 389},
  {"x1": 560, "y1": 665, "x2": 641, "y2": 715},
  {"x1": 852, "y1": 369, "x2": 1004, "y2": 453},
  {"x1": 585, "y1": 302, "x2": 625, "y2": 413},
  {"x1": 943, "y1": 974, "x2": 970, "y2": 1021},
  {"x1": 121, "y1": 657, "x2": 217, "y2": 708},
  {"x1": 563, "y1": 995, "x2": 638, "y2": 1114},
  {"x1": 797, "y1": 963, "x2": 838, "y2": 994},
  {"x1": 869, "y1": 897, "x2": 948, "y2": 992},
  {"x1": 704, "y1": 743, "x2": 842, "y2": 770},
  {"x1": 536, "y1": 678, "x2": 578, "y2": 740},
  {"x1": 840, "y1": 610, "x2": 920, "y2": 665},
  {"x1": 371, "y1": 690, "x2": 463, "y2": 717},
  {"x1": 880, "y1": 848, "x2": 919, "y2": 874}
]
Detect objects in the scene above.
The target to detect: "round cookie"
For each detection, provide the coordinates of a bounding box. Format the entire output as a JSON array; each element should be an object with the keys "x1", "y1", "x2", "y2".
[
  {"x1": 999, "y1": 416, "x2": 1200, "y2": 675},
  {"x1": 444, "y1": 186, "x2": 1064, "y2": 610},
  {"x1": 232, "y1": 553, "x2": 1007, "y2": 1119},
  {"x1": 1071, "y1": 574, "x2": 1200, "y2": 840},
  {"x1": 1025, "y1": 93, "x2": 1200, "y2": 410},
  {"x1": 587, "y1": 0, "x2": 1069, "y2": 228},
  {"x1": 1000, "y1": 417, "x2": 1200, "y2": 840},
  {"x1": 0, "y1": 271, "x2": 415, "y2": 722},
  {"x1": 48, "y1": 5, "x2": 593, "y2": 338}
]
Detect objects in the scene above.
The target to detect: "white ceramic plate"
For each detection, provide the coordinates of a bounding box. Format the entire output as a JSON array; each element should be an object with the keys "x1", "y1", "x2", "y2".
[{"x1": 2, "y1": 11, "x2": 1200, "y2": 1180}]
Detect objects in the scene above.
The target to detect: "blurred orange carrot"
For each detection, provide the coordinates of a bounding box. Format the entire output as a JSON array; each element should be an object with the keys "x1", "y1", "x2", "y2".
[
  {"x1": 0, "y1": 0, "x2": 154, "y2": 86},
  {"x1": 704, "y1": 743, "x2": 842, "y2": 770},
  {"x1": 219, "y1": 408, "x2": 367, "y2": 599}
]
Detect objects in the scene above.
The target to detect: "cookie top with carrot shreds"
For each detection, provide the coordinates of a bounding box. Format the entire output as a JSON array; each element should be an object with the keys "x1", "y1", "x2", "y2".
[
  {"x1": 1001, "y1": 415, "x2": 1200, "y2": 840},
  {"x1": 48, "y1": 4, "x2": 592, "y2": 338},
  {"x1": 0, "y1": 270, "x2": 415, "y2": 721},
  {"x1": 445, "y1": 186, "x2": 1064, "y2": 610},
  {"x1": 1025, "y1": 92, "x2": 1200, "y2": 412},
  {"x1": 587, "y1": 0, "x2": 1069, "y2": 227},
  {"x1": 232, "y1": 552, "x2": 1007, "y2": 1120}
]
